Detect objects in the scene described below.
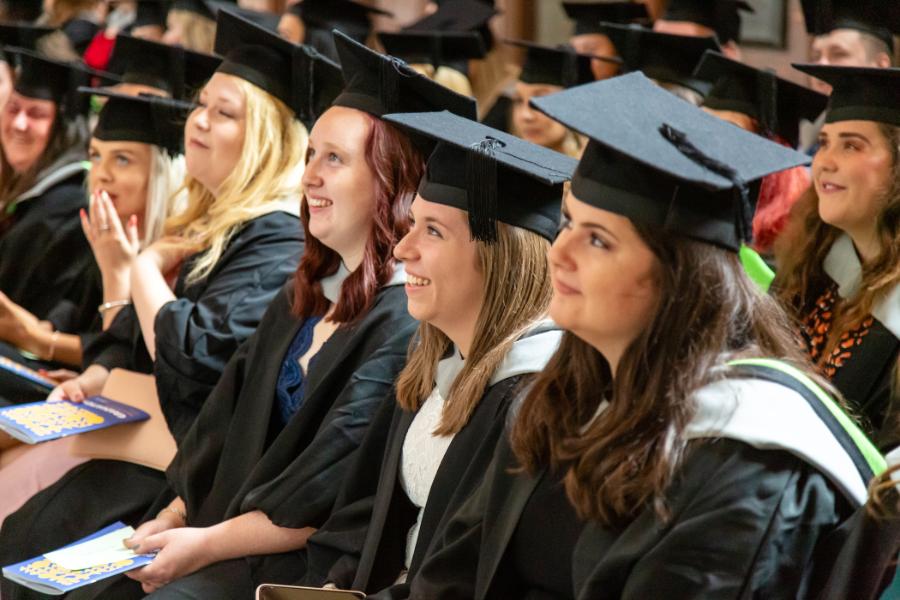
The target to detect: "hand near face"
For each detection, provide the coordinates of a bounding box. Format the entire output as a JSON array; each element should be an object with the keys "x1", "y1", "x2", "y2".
[
  {"x1": 138, "y1": 237, "x2": 199, "y2": 284},
  {"x1": 80, "y1": 190, "x2": 140, "y2": 283},
  {"x1": 124, "y1": 527, "x2": 214, "y2": 594}
]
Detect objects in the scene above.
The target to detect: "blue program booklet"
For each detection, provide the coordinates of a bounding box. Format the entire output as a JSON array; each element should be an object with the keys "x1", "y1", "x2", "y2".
[
  {"x1": 0, "y1": 396, "x2": 150, "y2": 444},
  {"x1": 2, "y1": 522, "x2": 154, "y2": 596}
]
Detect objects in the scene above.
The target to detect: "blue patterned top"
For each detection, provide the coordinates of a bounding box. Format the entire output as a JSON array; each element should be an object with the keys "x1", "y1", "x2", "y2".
[{"x1": 275, "y1": 316, "x2": 322, "y2": 426}]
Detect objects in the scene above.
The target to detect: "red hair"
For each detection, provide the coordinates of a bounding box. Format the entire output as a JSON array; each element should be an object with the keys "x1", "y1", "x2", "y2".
[
  {"x1": 292, "y1": 113, "x2": 425, "y2": 324},
  {"x1": 752, "y1": 134, "x2": 812, "y2": 254}
]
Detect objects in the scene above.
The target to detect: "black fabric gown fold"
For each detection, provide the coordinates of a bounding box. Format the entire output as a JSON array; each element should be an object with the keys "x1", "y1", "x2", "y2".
[
  {"x1": 302, "y1": 377, "x2": 523, "y2": 597},
  {"x1": 408, "y1": 438, "x2": 854, "y2": 600},
  {"x1": 0, "y1": 169, "x2": 94, "y2": 327},
  {"x1": 61, "y1": 281, "x2": 417, "y2": 599},
  {"x1": 82, "y1": 210, "x2": 303, "y2": 442},
  {"x1": 0, "y1": 211, "x2": 303, "y2": 600}
]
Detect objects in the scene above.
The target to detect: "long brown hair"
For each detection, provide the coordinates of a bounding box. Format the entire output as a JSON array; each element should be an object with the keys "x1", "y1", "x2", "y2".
[
  {"x1": 395, "y1": 223, "x2": 552, "y2": 435},
  {"x1": 293, "y1": 114, "x2": 424, "y2": 325},
  {"x1": 773, "y1": 123, "x2": 900, "y2": 392},
  {"x1": 511, "y1": 226, "x2": 812, "y2": 527}
]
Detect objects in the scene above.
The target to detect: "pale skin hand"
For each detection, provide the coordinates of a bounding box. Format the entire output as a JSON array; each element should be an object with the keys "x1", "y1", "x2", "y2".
[
  {"x1": 47, "y1": 364, "x2": 110, "y2": 402},
  {"x1": 124, "y1": 504, "x2": 314, "y2": 594},
  {"x1": 130, "y1": 237, "x2": 198, "y2": 360},
  {"x1": 80, "y1": 190, "x2": 140, "y2": 329},
  {"x1": 0, "y1": 292, "x2": 82, "y2": 366}
]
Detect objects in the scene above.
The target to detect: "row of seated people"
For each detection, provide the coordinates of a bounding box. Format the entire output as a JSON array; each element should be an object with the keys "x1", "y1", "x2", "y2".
[{"x1": 0, "y1": 8, "x2": 895, "y2": 600}]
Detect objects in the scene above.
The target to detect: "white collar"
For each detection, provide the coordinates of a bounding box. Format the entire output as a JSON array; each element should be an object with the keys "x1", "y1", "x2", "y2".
[
  {"x1": 320, "y1": 261, "x2": 406, "y2": 304},
  {"x1": 685, "y1": 377, "x2": 869, "y2": 505},
  {"x1": 434, "y1": 321, "x2": 562, "y2": 400},
  {"x1": 823, "y1": 233, "x2": 900, "y2": 340},
  {"x1": 12, "y1": 161, "x2": 86, "y2": 205}
]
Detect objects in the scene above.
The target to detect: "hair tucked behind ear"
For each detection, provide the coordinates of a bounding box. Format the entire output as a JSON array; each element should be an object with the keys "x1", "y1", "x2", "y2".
[{"x1": 395, "y1": 223, "x2": 553, "y2": 435}]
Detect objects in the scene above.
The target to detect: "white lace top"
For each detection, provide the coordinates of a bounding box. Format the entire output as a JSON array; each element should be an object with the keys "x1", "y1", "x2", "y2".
[{"x1": 399, "y1": 386, "x2": 456, "y2": 570}]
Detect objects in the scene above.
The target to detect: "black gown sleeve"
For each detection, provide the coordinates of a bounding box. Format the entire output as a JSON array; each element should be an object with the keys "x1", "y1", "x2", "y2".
[
  {"x1": 240, "y1": 318, "x2": 419, "y2": 529},
  {"x1": 153, "y1": 218, "x2": 302, "y2": 441},
  {"x1": 405, "y1": 457, "x2": 493, "y2": 600},
  {"x1": 574, "y1": 440, "x2": 852, "y2": 600},
  {"x1": 303, "y1": 398, "x2": 405, "y2": 588},
  {"x1": 81, "y1": 303, "x2": 143, "y2": 372}
]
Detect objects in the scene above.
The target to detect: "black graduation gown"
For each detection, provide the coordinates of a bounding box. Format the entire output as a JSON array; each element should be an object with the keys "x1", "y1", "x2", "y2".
[
  {"x1": 61, "y1": 282, "x2": 417, "y2": 600},
  {"x1": 0, "y1": 212, "x2": 302, "y2": 600},
  {"x1": 0, "y1": 167, "x2": 95, "y2": 326},
  {"x1": 302, "y1": 376, "x2": 524, "y2": 596},
  {"x1": 408, "y1": 438, "x2": 854, "y2": 600},
  {"x1": 82, "y1": 210, "x2": 303, "y2": 443}
]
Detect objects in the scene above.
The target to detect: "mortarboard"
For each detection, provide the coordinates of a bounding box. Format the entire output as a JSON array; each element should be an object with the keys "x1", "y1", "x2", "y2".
[
  {"x1": 0, "y1": 23, "x2": 55, "y2": 55},
  {"x1": 332, "y1": 30, "x2": 477, "y2": 120},
  {"x1": 792, "y1": 63, "x2": 900, "y2": 127},
  {"x1": 563, "y1": 2, "x2": 650, "y2": 36},
  {"x1": 377, "y1": 30, "x2": 486, "y2": 69},
  {"x1": 290, "y1": 0, "x2": 392, "y2": 38},
  {"x1": 132, "y1": 0, "x2": 171, "y2": 29},
  {"x1": 531, "y1": 72, "x2": 811, "y2": 250},
  {"x1": 215, "y1": 9, "x2": 341, "y2": 123},
  {"x1": 598, "y1": 23, "x2": 720, "y2": 95},
  {"x1": 405, "y1": 0, "x2": 498, "y2": 49},
  {"x1": 801, "y1": 0, "x2": 900, "y2": 51},
  {"x1": 383, "y1": 110, "x2": 575, "y2": 242},
  {"x1": 81, "y1": 87, "x2": 193, "y2": 155},
  {"x1": 106, "y1": 34, "x2": 185, "y2": 96},
  {"x1": 696, "y1": 50, "x2": 828, "y2": 147},
  {"x1": 506, "y1": 39, "x2": 619, "y2": 88},
  {"x1": 662, "y1": 0, "x2": 753, "y2": 44},
  {"x1": 7, "y1": 47, "x2": 118, "y2": 116}
]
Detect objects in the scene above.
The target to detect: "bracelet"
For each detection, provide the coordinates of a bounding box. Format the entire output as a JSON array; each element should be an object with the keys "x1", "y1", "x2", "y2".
[
  {"x1": 157, "y1": 506, "x2": 187, "y2": 525},
  {"x1": 97, "y1": 299, "x2": 131, "y2": 315},
  {"x1": 47, "y1": 331, "x2": 60, "y2": 362}
]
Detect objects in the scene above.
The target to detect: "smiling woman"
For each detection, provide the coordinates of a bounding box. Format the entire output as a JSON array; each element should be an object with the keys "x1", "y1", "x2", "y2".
[{"x1": 776, "y1": 64, "x2": 900, "y2": 447}]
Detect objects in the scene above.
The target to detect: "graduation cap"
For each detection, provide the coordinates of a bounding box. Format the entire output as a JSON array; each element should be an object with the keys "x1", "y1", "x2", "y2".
[
  {"x1": 792, "y1": 63, "x2": 900, "y2": 127},
  {"x1": 376, "y1": 30, "x2": 486, "y2": 69},
  {"x1": 106, "y1": 34, "x2": 184, "y2": 96},
  {"x1": 696, "y1": 51, "x2": 828, "y2": 147},
  {"x1": 383, "y1": 110, "x2": 575, "y2": 242},
  {"x1": 405, "y1": 0, "x2": 498, "y2": 49},
  {"x1": 563, "y1": 2, "x2": 650, "y2": 36},
  {"x1": 506, "y1": 39, "x2": 619, "y2": 88},
  {"x1": 171, "y1": 0, "x2": 220, "y2": 20},
  {"x1": 530, "y1": 72, "x2": 811, "y2": 251},
  {"x1": 332, "y1": 30, "x2": 477, "y2": 120},
  {"x1": 800, "y1": 0, "x2": 900, "y2": 51},
  {"x1": 662, "y1": 0, "x2": 754, "y2": 44},
  {"x1": 599, "y1": 23, "x2": 721, "y2": 96},
  {"x1": 80, "y1": 87, "x2": 193, "y2": 155},
  {"x1": 8, "y1": 47, "x2": 117, "y2": 117},
  {"x1": 132, "y1": 0, "x2": 171, "y2": 29},
  {"x1": 290, "y1": 0, "x2": 392, "y2": 38},
  {"x1": 183, "y1": 48, "x2": 224, "y2": 98},
  {"x1": 0, "y1": 23, "x2": 56, "y2": 55}
]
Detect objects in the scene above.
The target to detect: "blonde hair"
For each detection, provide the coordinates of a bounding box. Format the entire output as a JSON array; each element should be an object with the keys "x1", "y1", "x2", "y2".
[
  {"x1": 409, "y1": 64, "x2": 474, "y2": 98},
  {"x1": 167, "y1": 8, "x2": 216, "y2": 54},
  {"x1": 40, "y1": 0, "x2": 101, "y2": 27},
  {"x1": 396, "y1": 223, "x2": 552, "y2": 435},
  {"x1": 143, "y1": 147, "x2": 187, "y2": 247},
  {"x1": 166, "y1": 76, "x2": 306, "y2": 282}
]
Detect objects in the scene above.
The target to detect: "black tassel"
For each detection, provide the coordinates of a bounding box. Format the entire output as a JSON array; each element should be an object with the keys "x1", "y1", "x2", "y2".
[
  {"x1": 466, "y1": 137, "x2": 504, "y2": 243},
  {"x1": 756, "y1": 69, "x2": 778, "y2": 140},
  {"x1": 658, "y1": 123, "x2": 752, "y2": 244},
  {"x1": 380, "y1": 57, "x2": 404, "y2": 114}
]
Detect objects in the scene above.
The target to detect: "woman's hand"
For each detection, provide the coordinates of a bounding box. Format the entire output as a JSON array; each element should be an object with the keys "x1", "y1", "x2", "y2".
[
  {"x1": 136, "y1": 237, "x2": 198, "y2": 286},
  {"x1": 0, "y1": 292, "x2": 47, "y2": 352},
  {"x1": 124, "y1": 527, "x2": 216, "y2": 594},
  {"x1": 47, "y1": 365, "x2": 109, "y2": 403},
  {"x1": 81, "y1": 191, "x2": 140, "y2": 294}
]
